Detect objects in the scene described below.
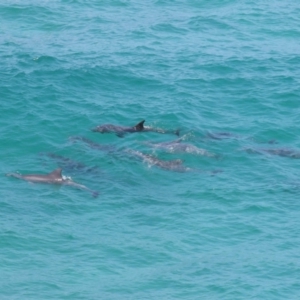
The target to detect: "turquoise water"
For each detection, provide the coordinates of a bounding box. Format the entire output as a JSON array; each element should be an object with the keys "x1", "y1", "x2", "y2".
[{"x1": 1, "y1": 1, "x2": 300, "y2": 299}]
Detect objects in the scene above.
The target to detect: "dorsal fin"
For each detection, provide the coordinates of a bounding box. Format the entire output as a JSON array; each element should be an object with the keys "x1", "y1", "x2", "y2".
[
  {"x1": 171, "y1": 159, "x2": 183, "y2": 165},
  {"x1": 134, "y1": 120, "x2": 145, "y2": 131},
  {"x1": 48, "y1": 168, "x2": 62, "y2": 178}
]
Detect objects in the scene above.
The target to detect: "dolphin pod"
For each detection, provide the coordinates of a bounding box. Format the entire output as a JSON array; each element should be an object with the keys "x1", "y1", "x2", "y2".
[
  {"x1": 69, "y1": 136, "x2": 195, "y2": 172},
  {"x1": 69, "y1": 135, "x2": 219, "y2": 172},
  {"x1": 6, "y1": 119, "x2": 184, "y2": 197},
  {"x1": 11, "y1": 118, "x2": 294, "y2": 197},
  {"x1": 92, "y1": 119, "x2": 180, "y2": 137},
  {"x1": 6, "y1": 116, "x2": 300, "y2": 197},
  {"x1": 6, "y1": 168, "x2": 99, "y2": 197}
]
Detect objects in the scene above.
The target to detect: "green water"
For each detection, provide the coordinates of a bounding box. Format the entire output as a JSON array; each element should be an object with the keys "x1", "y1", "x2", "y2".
[{"x1": 1, "y1": 1, "x2": 300, "y2": 299}]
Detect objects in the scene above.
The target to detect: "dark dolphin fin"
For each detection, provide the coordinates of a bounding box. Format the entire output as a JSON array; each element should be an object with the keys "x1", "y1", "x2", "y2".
[
  {"x1": 175, "y1": 129, "x2": 180, "y2": 136},
  {"x1": 134, "y1": 120, "x2": 145, "y2": 131},
  {"x1": 48, "y1": 168, "x2": 63, "y2": 179},
  {"x1": 116, "y1": 132, "x2": 125, "y2": 138}
]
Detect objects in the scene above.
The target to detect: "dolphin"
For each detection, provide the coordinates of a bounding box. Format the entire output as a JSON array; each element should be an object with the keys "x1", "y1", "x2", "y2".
[
  {"x1": 206, "y1": 132, "x2": 277, "y2": 145},
  {"x1": 206, "y1": 132, "x2": 242, "y2": 140},
  {"x1": 144, "y1": 139, "x2": 217, "y2": 157},
  {"x1": 6, "y1": 168, "x2": 99, "y2": 197},
  {"x1": 91, "y1": 120, "x2": 180, "y2": 137},
  {"x1": 244, "y1": 147, "x2": 300, "y2": 159},
  {"x1": 125, "y1": 149, "x2": 192, "y2": 172},
  {"x1": 126, "y1": 149, "x2": 222, "y2": 174},
  {"x1": 69, "y1": 136, "x2": 116, "y2": 153}
]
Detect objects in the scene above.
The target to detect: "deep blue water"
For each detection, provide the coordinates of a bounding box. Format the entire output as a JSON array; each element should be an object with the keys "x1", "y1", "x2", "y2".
[{"x1": 1, "y1": 1, "x2": 300, "y2": 299}]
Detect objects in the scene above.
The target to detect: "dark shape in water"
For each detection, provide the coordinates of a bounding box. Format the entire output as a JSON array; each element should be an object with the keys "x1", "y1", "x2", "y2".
[
  {"x1": 69, "y1": 136, "x2": 116, "y2": 153},
  {"x1": 39, "y1": 153, "x2": 100, "y2": 174},
  {"x1": 91, "y1": 119, "x2": 180, "y2": 137},
  {"x1": 206, "y1": 132, "x2": 278, "y2": 145},
  {"x1": 266, "y1": 139, "x2": 278, "y2": 145},
  {"x1": 244, "y1": 147, "x2": 300, "y2": 159},
  {"x1": 6, "y1": 168, "x2": 99, "y2": 197},
  {"x1": 144, "y1": 138, "x2": 217, "y2": 157},
  {"x1": 206, "y1": 132, "x2": 241, "y2": 140}
]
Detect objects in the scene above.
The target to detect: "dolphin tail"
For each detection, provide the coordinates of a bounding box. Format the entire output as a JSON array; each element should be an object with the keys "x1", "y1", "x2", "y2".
[
  {"x1": 6, "y1": 172, "x2": 23, "y2": 179},
  {"x1": 81, "y1": 187, "x2": 99, "y2": 198},
  {"x1": 66, "y1": 181, "x2": 99, "y2": 198},
  {"x1": 92, "y1": 191, "x2": 100, "y2": 198},
  {"x1": 134, "y1": 120, "x2": 145, "y2": 131}
]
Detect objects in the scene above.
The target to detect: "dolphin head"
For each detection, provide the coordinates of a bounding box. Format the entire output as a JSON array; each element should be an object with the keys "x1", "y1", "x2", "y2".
[
  {"x1": 91, "y1": 124, "x2": 116, "y2": 133},
  {"x1": 91, "y1": 126, "x2": 102, "y2": 132}
]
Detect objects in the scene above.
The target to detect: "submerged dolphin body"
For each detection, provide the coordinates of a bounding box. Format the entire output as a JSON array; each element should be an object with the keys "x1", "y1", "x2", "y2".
[
  {"x1": 125, "y1": 149, "x2": 191, "y2": 172},
  {"x1": 244, "y1": 147, "x2": 300, "y2": 159},
  {"x1": 144, "y1": 139, "x2": 217, "y2": 157},
  {"x1": 206, "y1": 132, "x2": 242, "y2": 140},
  {"x1": 69, "y1": 136, "x2": 116, "y2": 153},
  {"x1": 206, "y1": 132, "x2": 277, "y2": 145},
  {"x1": 126, "y1": 149, "x2": 222, "y2": 174},
  {"x1": 39, "y1": 153, "x2": 100, "y2": 174},
  {"x1": 92, "y1": 120, "x2": 179, "y2": 137},
  {"x1": 6, "y1": 168, "x2": 99, "y2": 197}
]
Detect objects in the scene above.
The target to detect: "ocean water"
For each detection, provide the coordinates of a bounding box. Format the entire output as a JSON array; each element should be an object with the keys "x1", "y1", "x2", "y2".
[{"x1": 1, "y1": 0, "x2": 300, "y2": 299}]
